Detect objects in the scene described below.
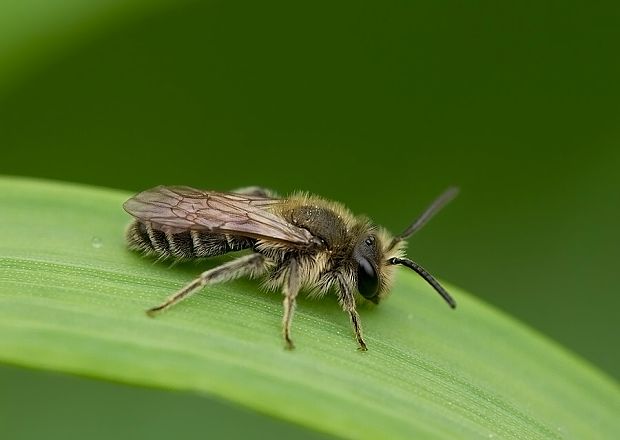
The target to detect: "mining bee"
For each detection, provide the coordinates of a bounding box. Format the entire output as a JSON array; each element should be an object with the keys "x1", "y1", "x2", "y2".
[{"x1": 123, "y1": 185, "x2": 458, "y2": 350}]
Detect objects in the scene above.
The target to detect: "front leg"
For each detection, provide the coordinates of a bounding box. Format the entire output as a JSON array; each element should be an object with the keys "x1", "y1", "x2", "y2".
[
  {"x1": 281, "y1": 258, "x2": 301, "y2": 349},
  {"x1": 337, "y1": 274, "x2": 368, "y2": 351}
]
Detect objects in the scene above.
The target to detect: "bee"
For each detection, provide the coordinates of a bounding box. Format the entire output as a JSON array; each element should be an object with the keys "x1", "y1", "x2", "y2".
[{"x1": 123, "y1": 185, "x2": 458, "y2": 350}]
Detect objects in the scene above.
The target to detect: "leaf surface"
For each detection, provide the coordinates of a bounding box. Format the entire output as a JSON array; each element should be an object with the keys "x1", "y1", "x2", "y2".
[{"x1": 0, "y1": 176, "x2": 618, "y2": 439}]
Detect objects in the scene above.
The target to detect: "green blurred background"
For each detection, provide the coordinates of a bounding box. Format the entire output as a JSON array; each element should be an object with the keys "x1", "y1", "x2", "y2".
[{"x1": 1, "y1": 0, "x2": 618, "y2": 438}]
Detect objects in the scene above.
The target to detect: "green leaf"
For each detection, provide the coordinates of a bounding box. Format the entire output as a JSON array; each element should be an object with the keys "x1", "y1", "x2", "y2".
[{"x1": 0, "y1": 176, "x2": 618, "y2": 439}]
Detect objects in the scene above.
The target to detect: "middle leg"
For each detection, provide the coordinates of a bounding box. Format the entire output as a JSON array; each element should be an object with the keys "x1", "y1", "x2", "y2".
[{"x1": 281, "y1": 258, "x2": 301, "y2": 349}]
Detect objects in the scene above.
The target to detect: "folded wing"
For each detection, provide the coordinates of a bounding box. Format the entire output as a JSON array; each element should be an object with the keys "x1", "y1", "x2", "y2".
[{"x1": 123, "y1": 186, "x2": 315, "y2": 245}]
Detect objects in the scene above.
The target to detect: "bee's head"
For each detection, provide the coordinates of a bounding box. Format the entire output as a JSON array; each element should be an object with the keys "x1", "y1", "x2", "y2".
[
  {"x1": 354, "y1": 187, "x2": 459, "y2": 308},
  {"x1": 352, "y1": 228, "x2": 406, "y2": 304}
]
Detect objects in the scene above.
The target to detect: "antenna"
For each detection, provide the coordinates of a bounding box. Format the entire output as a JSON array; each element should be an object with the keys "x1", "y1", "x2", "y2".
[
  {"x1": 388, "y1": 257, "x2": 456, "y2": 308},
  {"x1": 389, "y1": 187, "x2": 459, "y2": 250}
]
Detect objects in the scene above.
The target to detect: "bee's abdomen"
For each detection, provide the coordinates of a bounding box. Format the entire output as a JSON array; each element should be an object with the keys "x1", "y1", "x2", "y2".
[{"x1": 126, "y1": 220, "x2": 255, "y2": 259}]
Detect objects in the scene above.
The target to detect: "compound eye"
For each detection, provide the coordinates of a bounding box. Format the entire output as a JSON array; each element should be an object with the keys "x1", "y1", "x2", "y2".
[{"x1": 357, "y1": 257, "x2": 379, "y2": 301}]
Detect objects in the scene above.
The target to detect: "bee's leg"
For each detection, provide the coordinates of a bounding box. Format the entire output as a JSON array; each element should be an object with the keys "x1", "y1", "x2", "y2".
[
  {"x1": 337, "y1": 276, "x2": 368, "y2": 351},
  {"x1": 146, "y1": 253, "x2": 266, "y2": 316},
  {"x1": 231, "y1": 186, "x2": 279, "y2": 198},
  {"x1": 282, "y1": 259, "x2": 301, "y2": 350}
]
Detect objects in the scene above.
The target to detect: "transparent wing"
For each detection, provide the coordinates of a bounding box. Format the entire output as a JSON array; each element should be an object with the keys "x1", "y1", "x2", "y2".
[{"x1": 123, "y1": 186, "x2": 315, "y2": 245}]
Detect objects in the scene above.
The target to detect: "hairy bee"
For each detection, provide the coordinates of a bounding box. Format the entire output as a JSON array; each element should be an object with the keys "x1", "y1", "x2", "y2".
[{"x1": 123, "y1": 185, "x2": 458, "y2": 350}]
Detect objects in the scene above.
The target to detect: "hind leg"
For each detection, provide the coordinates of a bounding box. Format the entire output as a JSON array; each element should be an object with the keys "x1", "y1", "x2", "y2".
[{"x1": 146, "y1": 253, "x2": 267, "y2": 315}]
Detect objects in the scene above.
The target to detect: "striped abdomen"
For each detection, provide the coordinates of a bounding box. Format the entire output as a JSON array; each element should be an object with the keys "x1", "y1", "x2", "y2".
[{"x1": 126, "y1": 220, "x2": 255, "y2": 259}]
